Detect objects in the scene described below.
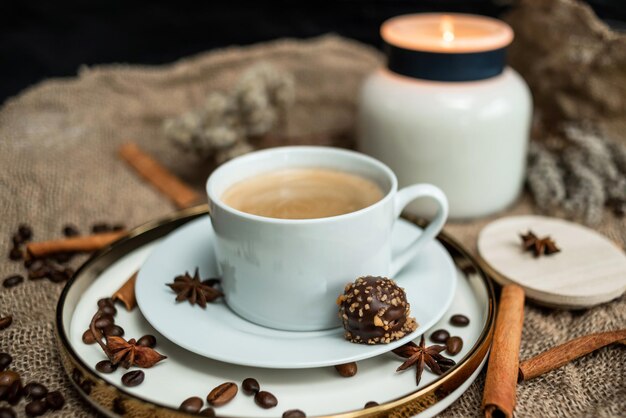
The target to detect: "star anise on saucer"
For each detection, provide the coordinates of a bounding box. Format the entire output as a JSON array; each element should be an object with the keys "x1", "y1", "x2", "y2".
[
  {"x1": 520, "y1": 230, "x2": 560, "y2": 257},
  {"x1": 392, "y1": 335, "x2": 456, "y2": 386},
  {"x1": 166, "y1": 268, "x2": 223, "y2": 308},
  {"x1": 89, "y1": 312, "x2": 166, "y2": 369}
]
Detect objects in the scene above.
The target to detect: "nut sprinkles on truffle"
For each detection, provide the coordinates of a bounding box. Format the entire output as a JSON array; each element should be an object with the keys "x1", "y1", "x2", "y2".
[{"x1": 337, "y1": 276, "x2": 417, "y2": 344}]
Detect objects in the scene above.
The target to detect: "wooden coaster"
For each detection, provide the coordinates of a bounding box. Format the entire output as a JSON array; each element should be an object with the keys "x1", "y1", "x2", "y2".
[{"x1": 478, "y1": 215, "x2": 626, "y2": 309}]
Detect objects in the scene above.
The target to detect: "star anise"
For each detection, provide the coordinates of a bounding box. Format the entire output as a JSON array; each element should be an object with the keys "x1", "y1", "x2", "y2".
[
  {"x1": 89, "y1": 312, "x2": 166, "y2": 369},
  {"x1": 392, "y1": 335, "x2": 456, "y2": 386},
  {"x1": 166, "y1": 268, "x2": 223, "y2": 308},
  {"x1": 106, "y1": 336, "x2": 167, "y2": 369},
  {"x1": 520, "y1": 230, "x2": 560, "y2": 257}
]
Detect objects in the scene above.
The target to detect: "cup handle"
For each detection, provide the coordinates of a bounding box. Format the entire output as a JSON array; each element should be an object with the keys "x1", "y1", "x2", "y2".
[{"x1": 390, "y1": 184, "x2": 448, "y2": 276}]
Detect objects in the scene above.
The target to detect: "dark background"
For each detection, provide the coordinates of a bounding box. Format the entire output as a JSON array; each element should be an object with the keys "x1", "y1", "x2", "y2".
[{"x1": 1, "y1": 0, "x2": 624, "y2": 104}]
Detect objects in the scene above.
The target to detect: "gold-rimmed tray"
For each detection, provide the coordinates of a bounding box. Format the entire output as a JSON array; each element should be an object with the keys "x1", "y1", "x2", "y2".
[{"x1": 55, "y1": 207, "x2": 495, "y2": 417}]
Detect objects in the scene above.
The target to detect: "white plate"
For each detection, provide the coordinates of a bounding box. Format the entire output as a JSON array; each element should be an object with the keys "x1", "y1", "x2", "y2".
[{"x1": 135, "y1": 216, "x2": 457, "y2": 369}]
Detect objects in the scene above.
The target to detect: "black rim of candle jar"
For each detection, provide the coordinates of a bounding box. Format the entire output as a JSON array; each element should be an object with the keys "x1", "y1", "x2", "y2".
[{"x1": 385, "y1": 42, "x2": 507, "y2": 82}]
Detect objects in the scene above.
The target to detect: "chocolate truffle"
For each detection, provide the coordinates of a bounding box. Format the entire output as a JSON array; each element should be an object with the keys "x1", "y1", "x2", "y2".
[{"x1": 337, "y1": 276, "x2": 417, "y2": 344}]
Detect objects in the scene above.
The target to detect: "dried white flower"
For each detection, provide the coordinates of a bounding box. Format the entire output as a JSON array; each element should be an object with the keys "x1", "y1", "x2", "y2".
[{"x1": 163, "y1": 63, "x2": 295, "y2": 162}]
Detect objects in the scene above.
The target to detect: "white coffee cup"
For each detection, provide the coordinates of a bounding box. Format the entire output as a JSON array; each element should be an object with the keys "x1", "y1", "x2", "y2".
[{"x1": 206, "y1": 146, "x2": 448, "y2": 331}]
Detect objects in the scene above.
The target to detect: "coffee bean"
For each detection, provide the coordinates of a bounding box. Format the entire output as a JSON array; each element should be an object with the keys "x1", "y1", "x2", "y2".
[
  {"x1": 71, "y1": 368, "x2": 83, "y2": 384},
  {"x1": 179, "y1": 396, "x2": 203, "y2": 413},
  {"x1": 45, "y1": 391, "x2": 65, "y2": 410},
  {"x1": 97, "y1": 297, "x2": 114, "y2": 309},
  {"x1": 283, "y1": 409, "x2": 306, "y2": 417},
  {"x1": 63, "y1": 267, "x2": 75, "y2": 279},
  {"x1": 430, "y1": 329, "x2": 450, "y2": 343},
  {"x1": 121, "y1": 370, "x2": 144, "y2": 387},
  {"x1": 446, "y1": 336, "x2": 463, "y2": 355},
  {"x1": 199, "y1": 408, "x2": 216, "y2": 417},
  {"x1": 450, "y1": 314, "x2": 470, "y2": 327},
  {"x1": 136, "y1": 335, "x2": 157, "y2": 348},
  {"x1": 95, "y1": 360, "x2": 118, "y2": 374},
  {"x1": 6, "y1": 381, "x2": 23, "y2": 405},
  {"x1": 242, "y1": 377, "x2": 260, "y2": 395},
  {"x1": 63, "y1": 225, "x2": 80, "y2": 237},
  {"x1": 53, "y1": 252, "x2": 73, "y2": 264},
  {"x1": 23, "y1": 382, "x2": 48, "y2": 400},
  {"x1": 334, "y1": 362, "x2": 357, "y2": 377},
  {"x1": 28, "y1": 267, "x2": 49, "y2": 281},
  {"x1": 82, "y1": 329, "x2": 97, "y2": 344},
  {"x1": 79, "y1": 379, "x2": 94, "y2": 395},
  {"x1": 8, "y1": 248, "x2": 22, "y2": 261},
  {"x1": 99, "y1": 304, "x2": 117, "y2": 316},
  {"x1": 0, "y1": 353, "x2": 12, "y2": 371},
  {"x1": 18, "y1": 225, "x2": 33, "y2": 241},
  {"x1": 0, "y1": 316, "x2": 12, "y2": 330},
  {"x1": 112, "y1": 397, "x2": 126, "y2": 414},
  {"x1": 94, "y1": 315, "x2": 114, "y2": 329},
  {"x1": 0, "y1": 385, "x2": 9, "y2": 401},
  {"x1": 206, "y1": 382, "x2": 238, "y2": 406},
  {"x1": 3, "y1": 275, "x2": 23, "y2": 288},
  {"x1": 92, "y1": 223, "x2": 112, "y2": 233},
  {"x1": 49, "y1": 270, "x2": 69, "y2": 283},
  {"x1": 254, "y1": 391, "x2": 278, "y2": 409},
  {"x1": 112, "y1": 224, "x2": 126, "y2": 232},
  {"x1": 0, "y1": 370, "x2": 21, "y2": 386},
  {"x1": 24, "y1": 399, "x2": 48, "y2": 417},
  {"x1": 103, "y1": 325, "x2": 124, "y2": 337},
  {"x1": 0, "y1": 406, "x2": 16, "y2": 418},
  {"x1": 364, "y1": 401, "x2": 379, "y2": 408}
]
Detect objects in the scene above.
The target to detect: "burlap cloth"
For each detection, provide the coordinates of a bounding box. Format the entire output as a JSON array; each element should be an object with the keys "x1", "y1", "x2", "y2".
[{"x1": 1, "y1": 35, "x2": 624, "y2": 418}]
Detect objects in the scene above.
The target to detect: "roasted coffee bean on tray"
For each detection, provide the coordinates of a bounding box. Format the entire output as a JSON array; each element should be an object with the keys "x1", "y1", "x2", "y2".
[
  {"x1": 334, "y1": 362, "x2": 357, "y2": 377},
  {"x1": 430, "y1": 329, "x2": 450, "y2": 343},
  {"x1": 23, "y1": 382, "x2": 48, "y2": 400},
  {"x1": 24, "y1": 399, "x2": 48, "y2": 417},
  {"x1": 450, "y1": 314, "x2": 470, "y2": 327},
  {"x1": 63, "y1": 225, "x2": 80, "y2": 237},
  {"x1": 206, "y1": 382, "x2": 238, "y2": 406},
  {"x1": 121, "y1": 370, "x2": 144, "y2": 387},
  {"x1": 0, "y1": 370, "x2": 21, "y2": 386},
  {"x1": 136, "y1": 335, "x2": 157, "y2": 348},
  {"x1": 283, "y1": 409, "x2": 306, "y2": 418},
  {"x1": 0, "y1": 406, "x2": 16, "y2": 418},
  {"x1": 254, "y1": 391, "x2": 278, "y2": 409},
  {"x1": 0, "y1": 353, "x2": 12, "y2": 371},
  {"x1": 45, "y1": 391, "x2": 65, "y2": 410},
  {"x1": 241, "y1": 377, "x2": 260, "y2": 395},
  {"x1": 364, "y1": 401, "x2": 379, "y2": 408},
  {"x1": 99, "y1": 304, "x2": 117, "y2": 316},
  {"x1": 94, "y1": 315, "x2": 114, "y2": 329},
  {"x1": 179, "y1": 396, "x2": 204, "y2": 413},
  {"x1": 199, "y1": 408, "x2": 216, "y2": 417},
  {"x1": 97, "y1": 297, "x2": 114, "y2": 309},
  {"x1": 82, "y1": 329, "x2": 98, "y2": 345},
  {"x1": 446, "y1": 336, "x2": 464, "y2": 355},
  {"x1": 95, "y1": 360, "x2": 118, "y2": 374},
  {"x1": 0, "y1": 316, "x2": 13, "y2": 330},
  {"x1": 3, "y1": 275, "x2": 24, "y2": 288},
  {"x1": 102, "y1": 325, "x2": 124, "y2": 337}
]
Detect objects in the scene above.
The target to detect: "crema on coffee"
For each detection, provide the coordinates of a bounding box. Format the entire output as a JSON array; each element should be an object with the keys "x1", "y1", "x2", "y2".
[{"x1": 221, "y1": 168, "x2": 384, "y2": 219}]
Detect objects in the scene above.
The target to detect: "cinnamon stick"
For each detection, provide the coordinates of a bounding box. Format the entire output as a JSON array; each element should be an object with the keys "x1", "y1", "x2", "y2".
[
  {"x1": 118, "y1": 142, "x2": 201, "y2": 209},
  {"x1": 112, "y1": 272, "x2": 138, "y2": 311},
  {"x1": 519, "y1": 329, "x2": 626, "y2": 382},
  {"x1": 482, "y1": 284, "x2": 525, "y2": 418},
  {"x1": 26, "y1": 231, "x2": 126, "y2": 258}
]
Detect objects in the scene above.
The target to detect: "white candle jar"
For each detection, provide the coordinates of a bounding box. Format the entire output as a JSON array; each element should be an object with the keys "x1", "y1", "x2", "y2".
[{"x1": 358, "y1": 14, "x2": 532, "y2": 219}]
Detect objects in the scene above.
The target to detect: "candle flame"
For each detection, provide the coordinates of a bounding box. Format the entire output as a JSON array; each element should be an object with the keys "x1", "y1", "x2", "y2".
[{"x1": 441, "y1": 16, "x2": 455, "y2": 45}]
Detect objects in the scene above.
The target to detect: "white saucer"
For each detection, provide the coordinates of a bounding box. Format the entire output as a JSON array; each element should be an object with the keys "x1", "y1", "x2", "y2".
[{"x1": 135, "y1": 216, "x2": 457, "y2": 368}]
